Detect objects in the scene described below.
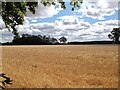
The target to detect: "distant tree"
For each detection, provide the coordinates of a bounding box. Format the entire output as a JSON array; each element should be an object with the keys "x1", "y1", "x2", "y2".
[
  {"x1": 108, "y1": 28, "x2": 120, "y2": 43},
  {"x1": 50, "y1": 37, "x2": 58, "y2": 44},
  {"x1": 59, "y1": 36, "x2": 67, "y2": 44},
  {"x1": 38, "y1": 35, "x2": 42, "y2": 38}
]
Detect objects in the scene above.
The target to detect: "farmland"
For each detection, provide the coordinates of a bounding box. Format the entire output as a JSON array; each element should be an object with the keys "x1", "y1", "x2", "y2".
[{"x1": 1, "y1": 45, "x2": 118, "y2": 88}]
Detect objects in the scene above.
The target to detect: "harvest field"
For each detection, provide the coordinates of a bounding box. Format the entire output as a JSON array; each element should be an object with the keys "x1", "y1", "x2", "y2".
[{"x1": 1, "y1": 45, "x2": 118, "y2": 88}]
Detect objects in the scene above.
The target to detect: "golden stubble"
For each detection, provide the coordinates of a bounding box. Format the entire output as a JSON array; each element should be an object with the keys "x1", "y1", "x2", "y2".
[{"x1": 1, "y1": 45, "x2": 118, "y2": 88}]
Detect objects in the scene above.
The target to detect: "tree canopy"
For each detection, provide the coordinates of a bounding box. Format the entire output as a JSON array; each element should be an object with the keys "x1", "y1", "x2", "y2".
[
  {"x1": 1, "y1": 2, "x2": 38, "y2": 38},
  {"x1": 108, "y1": 28, "x2": 120, "y2": 43},
  {"x1": 1, "y1": 0, "x2": 83, "y2": 38},
  {"x1": 12, "y1": 34, "x2": 59, "y2": 45},
  {"x1": 59, "y1": 36, "x2": 67, "y2": 44}
]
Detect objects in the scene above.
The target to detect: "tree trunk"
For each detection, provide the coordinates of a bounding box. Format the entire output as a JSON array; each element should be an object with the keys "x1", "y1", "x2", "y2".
[
  {"x1": 11, "y1": 26, "x2": 20, "y2": 39},
  {"x1": 115, "y1": 37, "x2": 119, "y2": 44}
]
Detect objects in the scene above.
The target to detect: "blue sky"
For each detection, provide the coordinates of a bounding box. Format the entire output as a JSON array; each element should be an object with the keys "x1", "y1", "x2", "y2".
[
  {"x1": 0, "y1": 1, "x2": 119, "y2": 42},
  {"x1": 28, "y1": 2, "x2": 118, "y2": 24}
]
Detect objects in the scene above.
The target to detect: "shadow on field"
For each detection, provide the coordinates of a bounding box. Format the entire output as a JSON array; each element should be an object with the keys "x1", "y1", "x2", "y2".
[{"x1": 0, "y1": 73, "x2": 13, "y2": 89}]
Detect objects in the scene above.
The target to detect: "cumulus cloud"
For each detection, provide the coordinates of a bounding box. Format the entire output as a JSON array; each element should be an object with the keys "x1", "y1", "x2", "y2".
[
  {"x1": 1, "y1": 13, "x2": 119, "y2": 43},
  {"x1": 78, "y1": 0, "x2": 118, "y2": 20},
  {"x1": 30, "y1": 23, "x2": 54, "y2": 30},
  {"x1": 26, "y1": 2, "x2": 61, "y2": 18},
  {"x1": 0, "y1": 16, "x2": 5, "y2": 30},
  {"x1": 0, "y1": 1, "x2": 119, "y2": 43},
  {"x1": 55, "y1": 16, "x2": 91, "y2": 31},
  {"x1": 0, "y1": 29, "x2": 13, "y2": 43},
  {"x1": 57, "y1": 16, "x2": 80, "y2": 25}
]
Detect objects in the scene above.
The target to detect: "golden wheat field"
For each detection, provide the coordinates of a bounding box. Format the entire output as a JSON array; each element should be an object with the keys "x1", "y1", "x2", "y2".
[{"x1": 1, "y1": 45, "x2": 118, "y2": 88}]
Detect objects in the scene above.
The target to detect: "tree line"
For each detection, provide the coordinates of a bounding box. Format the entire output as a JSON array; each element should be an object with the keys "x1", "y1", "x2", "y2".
[
  {"x1": 2, "y1": 34, "x2": 67, "y2": 45},
  {"x1": 2, "y1": 27, "x2": 120, "y2": 45}
]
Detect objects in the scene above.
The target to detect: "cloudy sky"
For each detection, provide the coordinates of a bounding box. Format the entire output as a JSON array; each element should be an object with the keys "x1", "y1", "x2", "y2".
[{"x1": 0, "y1": 0, "x2": 119, "y2": 43}]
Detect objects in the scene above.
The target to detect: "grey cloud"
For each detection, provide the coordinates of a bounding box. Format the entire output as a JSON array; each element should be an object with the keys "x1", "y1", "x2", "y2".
[
  {"x1": 0, "y1": 29, "x2": 13, "y2": 43},
  {"x1": 87, "y1": 11, "x2": 100, "y2": 17},
  {"x1": 81, "y1": 23, "x2": 91, "y2": 28},
  {"x1": 0, "y1": 18, "x2": 5, "y2": 30},
  {"x1": 65, "y1": 28, "x2": 79, "y2": 31},
  {"x1": 106, "y1": 2, "x2": 118, "y2": 9},
  {"x1": 30, "y1": 23, "x2": 54, "y2": 30},
  {"x1": 78, "y1": 1, "x2": 117, "y2": 20},
  {"x1": 106, "y1": 23, "x2": 118, "y2": 26},
  {"x1": 80, "y1": 33, "x2": 91, "y2": 36},
  {"x1": 94, "y1": 31, "x2": 104, "y2": 34},
  {"x1": 26, "y1": 2, "x2": 60, "y2": 18},
  {"x1": 1, "y1": 17, "x2": 118, "y2": 42},
  {"x1": 62, "y1": 19, "x2": 78, "y2": 25}
]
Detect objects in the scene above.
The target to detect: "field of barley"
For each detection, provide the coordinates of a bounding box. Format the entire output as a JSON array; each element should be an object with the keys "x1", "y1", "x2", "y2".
[{"x1": 1, "y1": 45, "x2": 118, "y2": 88}]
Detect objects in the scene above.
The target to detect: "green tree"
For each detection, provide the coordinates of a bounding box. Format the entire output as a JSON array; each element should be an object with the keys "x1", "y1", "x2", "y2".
[
  {"x1": 108, "y1": 28, "x2": 120, "y2": 43},
  {"x1": 1, "y1": 0, "x2": 83, "y2": 38},
  {"x1": 59, "y1": 36, "x2": 67, "y2": 44},
  {"x1": 12, "y1": 34, "x2": 59, "y2": 45},
  {"x1": 1, "y1": 2, "x2": 38, "y2": 39}
]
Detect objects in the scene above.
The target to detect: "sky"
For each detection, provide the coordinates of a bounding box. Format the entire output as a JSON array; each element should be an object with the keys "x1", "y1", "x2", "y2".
[{"x1": 0, "y1": 0, "x2": 119, "y2": 43}]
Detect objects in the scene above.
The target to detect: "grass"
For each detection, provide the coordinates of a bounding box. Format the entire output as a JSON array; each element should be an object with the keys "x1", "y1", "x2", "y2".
[{"x1": 1, "y1": 45, "x2": 118, "y2": 88}]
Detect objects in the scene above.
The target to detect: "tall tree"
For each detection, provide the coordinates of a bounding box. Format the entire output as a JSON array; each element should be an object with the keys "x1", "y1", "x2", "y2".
[
  {"x1": 108, "y1": 28, "x2": 120, "y2": 43},
  {"x1": 1, "y1": 2, "x2": 38, "y2": 39}
]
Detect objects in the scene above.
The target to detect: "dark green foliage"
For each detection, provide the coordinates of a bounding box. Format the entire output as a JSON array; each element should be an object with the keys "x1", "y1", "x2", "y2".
[
  {"x1": 59, "y1": 36, "x2": 67, "y2": 44},
  {"x1": 1, "y1": 2, "x2": 38, "y2": 38},
  {"x1": 70, "y1": 0, "x2": 82, "y2": 11},
  {"x1": 12, "y1": 34, "x2": 59, "y2": 45},
  {"x1": 2, "y1": 42, "x2": 12, "y2": 45},
  {"x1": 108, "y1": 28, "x2": 120, "y2": 43}
]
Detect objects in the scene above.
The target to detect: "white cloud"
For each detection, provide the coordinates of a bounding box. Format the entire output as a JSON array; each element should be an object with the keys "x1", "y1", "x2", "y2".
[
  {"x1": 0, "y1": 17, "x2": 5, "y2": 30},
  {"x1": 26, "y1": 2, "x2": 61, "y2": 18},
  {"x1": 30, "y1": 23, "x2": 54, "y2": 30},
  {"x1": 0, "y1": 29, "x2": 13, "y2": 43},
  {"x1": 1, "y1": 14, "x2": 119, "y2": 43},
  {"x1": 31, "y1": 19, "x2": 38, "y2": 23},
  {"x1": 0, "y1": 1, "x2": 119, "y2": 43},
  {"x1": 57, "y1": 16, "x2": 80, "y2": 25},
  {"x1": 78, "y1": 1, "x2": 118, "y2": 20}
]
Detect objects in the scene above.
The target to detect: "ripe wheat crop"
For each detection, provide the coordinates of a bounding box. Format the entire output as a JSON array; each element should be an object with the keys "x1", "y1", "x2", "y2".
[{"x1": 1, "y1": 45, "x2": 118, "y2": 88}]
